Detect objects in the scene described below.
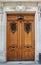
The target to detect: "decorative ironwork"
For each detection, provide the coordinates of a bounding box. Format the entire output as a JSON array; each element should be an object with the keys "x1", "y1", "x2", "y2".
[
  {"x1": 24, "y1": 23, "x2": 31, "y2": 33},
  {"x1": 18, "y1": 16, "x2": 24, "y2": 20},
  {"x1": 10, "y1": 23, "x2": 16, "y2": 33}
]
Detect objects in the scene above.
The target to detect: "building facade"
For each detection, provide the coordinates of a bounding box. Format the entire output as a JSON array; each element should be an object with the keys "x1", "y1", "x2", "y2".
[{"x1": 0, "y1": 0, "x2": 41, "y2": 63}]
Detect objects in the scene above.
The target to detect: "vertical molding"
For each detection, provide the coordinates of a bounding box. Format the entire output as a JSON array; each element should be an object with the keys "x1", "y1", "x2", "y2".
[
  {"x1": 0, "y1": 3, "x2": 6, "y2": 62},
  {"x1": 38, "y1": 2, "x2": 41, "y2": 54}
]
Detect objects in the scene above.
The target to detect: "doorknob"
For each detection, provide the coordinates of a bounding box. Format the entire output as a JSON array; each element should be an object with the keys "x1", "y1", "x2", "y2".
[{"x1": 24, "y1": 46, "x2": 32, "y2": 48}]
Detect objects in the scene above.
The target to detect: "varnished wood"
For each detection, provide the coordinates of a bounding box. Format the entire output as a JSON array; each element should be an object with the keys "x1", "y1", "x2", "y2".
[{"x1": 6, "y1": 14, "x2": 35, "y2": 61}]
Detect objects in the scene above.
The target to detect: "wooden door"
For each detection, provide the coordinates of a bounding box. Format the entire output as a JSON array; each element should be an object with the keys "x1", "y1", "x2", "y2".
[{"x1": 7, "y1": 14, "x2": 35, "y2": 61}]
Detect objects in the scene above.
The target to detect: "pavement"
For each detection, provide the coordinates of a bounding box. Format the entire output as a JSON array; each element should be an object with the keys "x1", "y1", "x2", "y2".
[{"x1": 0, "y1": 62, "x2": 41, "y2": 65}]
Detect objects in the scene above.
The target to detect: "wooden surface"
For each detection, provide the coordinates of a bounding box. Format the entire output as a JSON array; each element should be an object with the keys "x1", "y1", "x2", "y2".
[{"x1": 6, "y1": 14, "x2": 35, "y2": 61}]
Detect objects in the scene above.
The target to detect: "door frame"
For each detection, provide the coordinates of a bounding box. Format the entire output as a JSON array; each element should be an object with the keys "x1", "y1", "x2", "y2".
[{"x1": 2, "y1": 5, "x2": 39, "y2": 63}]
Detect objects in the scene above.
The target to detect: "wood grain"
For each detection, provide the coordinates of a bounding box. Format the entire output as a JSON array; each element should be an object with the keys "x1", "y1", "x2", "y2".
[{"x1": 6, "y1": 14, "x2": 35, "y2": 61}]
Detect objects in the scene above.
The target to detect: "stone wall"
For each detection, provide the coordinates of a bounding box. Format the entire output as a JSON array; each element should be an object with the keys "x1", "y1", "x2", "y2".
[{"x1": 0, "y1": 2, "x2": 41, "y2": 63}]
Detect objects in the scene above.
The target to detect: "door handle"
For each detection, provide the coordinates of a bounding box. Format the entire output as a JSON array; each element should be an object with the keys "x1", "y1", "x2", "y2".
[
  {"x1": 9, "y1": 46, "x2": 17, "y2": 49},
  {"x1": 24, "y1": 46, "x2": 32, "y2": 48},
  {"x1": 11, "y1": 46, "x2": 16, "y2": 49}
]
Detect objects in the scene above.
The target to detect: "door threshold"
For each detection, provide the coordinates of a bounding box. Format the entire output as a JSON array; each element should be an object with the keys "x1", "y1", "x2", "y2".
[{"x1": 7, "y1": 61, "x2": 37, "y2": 64}]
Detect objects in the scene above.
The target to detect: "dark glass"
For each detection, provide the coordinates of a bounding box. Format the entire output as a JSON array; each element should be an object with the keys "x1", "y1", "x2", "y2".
[
  {"x1": 10, "y1": 23, "x2": 16, "y2": 33},
  {"x1": 24, "y1": 23, "x2": 31, "y2": 33}
]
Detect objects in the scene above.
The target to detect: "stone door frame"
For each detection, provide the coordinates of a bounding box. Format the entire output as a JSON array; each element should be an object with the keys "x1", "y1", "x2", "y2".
[{"x1": 0, "y1": 4, "x2": 40, "y2": 63}]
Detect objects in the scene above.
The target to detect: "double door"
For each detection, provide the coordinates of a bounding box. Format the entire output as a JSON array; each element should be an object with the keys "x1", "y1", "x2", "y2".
[{"x1": 7, "y1": 14, "x2": 35, "y2": 61}]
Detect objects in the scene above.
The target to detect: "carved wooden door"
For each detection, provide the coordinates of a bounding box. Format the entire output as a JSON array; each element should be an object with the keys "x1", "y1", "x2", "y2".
[{"x1": 7, "y1": 14, "x2": 35, "y2": 61}]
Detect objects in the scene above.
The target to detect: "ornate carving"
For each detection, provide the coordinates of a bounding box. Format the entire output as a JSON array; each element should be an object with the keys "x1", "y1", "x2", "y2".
[{"x1": 9, "y1": 5, "x2": 31, "y2": 12}]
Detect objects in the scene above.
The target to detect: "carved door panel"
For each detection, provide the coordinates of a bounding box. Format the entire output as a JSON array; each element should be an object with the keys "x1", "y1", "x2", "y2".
[
  {"x1": 21, "y1": 20, "x2": 35, "y2": 61},
  {"x1": 7, "y1": 14, "x2": 35, "y2": 61},
  {"x1": 7, "y1": 20, "x2": 18, "y2": 61}
]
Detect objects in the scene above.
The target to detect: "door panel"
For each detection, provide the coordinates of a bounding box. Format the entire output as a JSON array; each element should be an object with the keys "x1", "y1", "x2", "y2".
[
  {"x1": 7, "y1": 21, "x2": 18, "y2": 61},
  {"x1": 7, "y1": 14, "x2": 35, "y2": 61},
  {"x1": 21, "y1": 20, "x2": 35, "y2": 60}
]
